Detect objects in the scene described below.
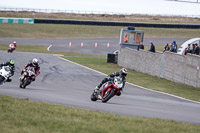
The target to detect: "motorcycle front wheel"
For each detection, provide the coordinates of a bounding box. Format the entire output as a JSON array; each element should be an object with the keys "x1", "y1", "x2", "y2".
[
  {"x1": 21, "y1": 78, "x2": 30, "y2": 89},
  {"x1": 102, "y1": 89, "x2": 115, "y2": 103}
]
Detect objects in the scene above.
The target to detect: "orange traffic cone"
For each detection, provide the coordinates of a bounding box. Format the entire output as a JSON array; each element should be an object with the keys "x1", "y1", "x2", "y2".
[
  {"x1": 107, "y1": 42, "x2": 110, "y2": 48},
  {"x1": 95, "y1": 42, "x2": 98, "y2": 48},
  {"x1": 81, "y1": 42, "x2": 83, "y2": 47},
  {"x1": 69, "y1": 41, "x2": 72, "y2": 47}
]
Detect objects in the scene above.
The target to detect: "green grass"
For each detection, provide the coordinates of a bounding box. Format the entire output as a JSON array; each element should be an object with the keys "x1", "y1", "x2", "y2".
[
  {"x1": 0, "y1": 44, "x2": 199, "y2": 102},
  {"x1": 0, "y1": 95, "x2": 200, "y2": 133},
  {"x1": 1, "y1": 23, "x2": 200, "y2": 38}
]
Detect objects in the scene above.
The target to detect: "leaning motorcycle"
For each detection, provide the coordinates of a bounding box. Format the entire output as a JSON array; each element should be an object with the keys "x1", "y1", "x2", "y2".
[
  {"x1": 8, "y1": 43, "x2": 15, "y2": 53},
  {"x1": 0, "y1": 66, "x2": 12, "y2": 85},
  {"x1": 91, "y1": 76, "x2": 123, "y2": 103},
  {"x1": 19, "y1": 67, "x2": 36, "y2": 89}
]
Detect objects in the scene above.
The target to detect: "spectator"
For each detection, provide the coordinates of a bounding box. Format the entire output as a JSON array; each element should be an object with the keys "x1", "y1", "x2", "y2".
[
  {"x1": 169, "y1": 43, "x2": 174, "y2": 52},
  {"x1": 184, "y1": 44, "x2": 191, "y2": 55},
  {"x1": 173, "y1": 41, "x2": 177, "y2": 53},
  {"x1": 149, "y1": 42, "x2": 155, "y2": 53},
  {"x1": 191, "y1": 44, "x2": 196, "y2": 54},
  {"x1": 138, "y1": 42, "x2": 144, "y2": 50},
  {"x1": 123, "y1": 34, "x2": 128, "y2": 43},
  {"x1": 194, "y1": 43, "x2": 199, "y2": 55},
  {"x1": 163, "y1": 43, "x2": 170, "y2": 52}
]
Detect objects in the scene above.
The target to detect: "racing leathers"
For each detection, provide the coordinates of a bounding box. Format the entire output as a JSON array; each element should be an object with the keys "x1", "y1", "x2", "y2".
[
  {"x1": 21, "y1": 62, "x2": 40, "y2": 81},
  {"x1": 96, "y1": 72, "x2": 126, "y2": 96},
  {"x1": 0, "y1": 61, "x2": 15, "y2": 82}
]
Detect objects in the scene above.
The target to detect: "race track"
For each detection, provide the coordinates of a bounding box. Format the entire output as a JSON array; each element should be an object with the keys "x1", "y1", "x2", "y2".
[
  {"x1": 0, "y1": 51, "x2": 200, "y2": 125},
  {"x1": 0, "y1": 37, "x2": 190, "y2": 55}
]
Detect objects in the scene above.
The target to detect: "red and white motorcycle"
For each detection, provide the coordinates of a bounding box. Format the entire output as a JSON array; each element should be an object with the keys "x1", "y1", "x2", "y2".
[
  {"x1": 8, "y1": 43, "x2": 16, "y2": 53},
  {"x1": 19, "y1": 67, "x2": 36, "y2": 89},
  {"x1": 91, "y1": 76, "x2": 123, "y2": 103}
]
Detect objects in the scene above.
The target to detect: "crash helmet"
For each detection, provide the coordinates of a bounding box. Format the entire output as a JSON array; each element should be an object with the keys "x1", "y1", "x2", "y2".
[
  {"x1": 32, "y1": 58, "x2": 38, "y2": 66},
  {"x1": 10, "y1": 59, "x2": 15, "y2": 67},
  {"x1": 120, "y1": 68, "x2": 128, "y2": 77},
  {"x1": 13, "y1": 41, "x2": 16, "y2": 44}
]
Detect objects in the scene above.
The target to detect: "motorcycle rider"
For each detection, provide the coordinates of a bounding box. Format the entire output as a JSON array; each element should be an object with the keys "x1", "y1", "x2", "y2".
[
  {"x1": 0, "y1": 59, "x2": 15, "y2": 82},
  {"x1": 8, "y1": 41, "x2": 17, "y2": 53},
  {"x1": 95, "y1": 68, "x2": 128, "y2": 96},
  {"x1": 20, "y1": 58, "x2": 40, "y2": 81}
]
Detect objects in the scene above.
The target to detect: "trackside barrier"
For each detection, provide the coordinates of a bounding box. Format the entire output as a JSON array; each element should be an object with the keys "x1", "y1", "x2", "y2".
[
  {"x1": 118, "y1": 48, "x2": 200, "y2": 88},
  {"x1": 34, "y1": 18, "x2": 200, "y2": 29},
  {"x1": 0, "y1": 17, "x2": 34, "y2": 24}
]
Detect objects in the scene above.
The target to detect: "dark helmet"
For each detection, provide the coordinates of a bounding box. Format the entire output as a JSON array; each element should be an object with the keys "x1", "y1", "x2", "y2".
[
  {"x1": 120, "y1": 68, "x2": 128, "y2": 77},
  {"x1": 32, "y1": 58, "x2": 38, "y2": 66},
  {"x1": 9, "y1": 59, "x2": 15, "y2": 67}
]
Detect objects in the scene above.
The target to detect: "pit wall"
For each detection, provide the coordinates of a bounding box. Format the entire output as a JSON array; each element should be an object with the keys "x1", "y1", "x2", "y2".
[{"x1": 118, "y1": 48, "x2": 200, "y2": 88}]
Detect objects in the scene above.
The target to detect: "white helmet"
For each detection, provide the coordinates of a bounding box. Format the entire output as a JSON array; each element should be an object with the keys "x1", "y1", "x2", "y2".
[
  {"x1": 32, "y1": 58, "x2": 38, "y2": 66},
  {"x1": 120, "y1": 68, "x2": 128, "y2": 77},
  {"x1": 13, "y1": 41, "x2": 16, "y2": 44}
]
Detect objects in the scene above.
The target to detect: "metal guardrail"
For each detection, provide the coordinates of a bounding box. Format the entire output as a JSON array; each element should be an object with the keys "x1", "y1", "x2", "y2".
[
  {"x1": 34, "y1": 18, "x2": 200, "y2": 29},
  {"x1": 0, "y1": 7, "x2": 130, "y2": 15}
]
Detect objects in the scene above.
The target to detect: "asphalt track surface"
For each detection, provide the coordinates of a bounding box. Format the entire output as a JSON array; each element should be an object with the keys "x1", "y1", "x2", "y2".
[
  {"x1": 0, "y1": 37, "x2": 190, "y2": 55},
  {"x1": 0, "y1": 50, "x2": 200, "y2": 125}
]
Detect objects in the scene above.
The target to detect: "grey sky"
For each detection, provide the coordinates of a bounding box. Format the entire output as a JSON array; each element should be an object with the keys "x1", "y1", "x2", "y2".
[{"x1": 0, "y1": 0, "x2": 199, "y2": 17}]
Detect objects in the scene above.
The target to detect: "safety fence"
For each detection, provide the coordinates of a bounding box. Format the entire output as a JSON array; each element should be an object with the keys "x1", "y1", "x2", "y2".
[{"x1": 0, "y1": 17, "x2": 34, "y2": 24}]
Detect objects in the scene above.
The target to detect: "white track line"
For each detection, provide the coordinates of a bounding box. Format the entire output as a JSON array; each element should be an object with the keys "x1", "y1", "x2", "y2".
[
  {"x1": 47, "y1": 45, "x2": 52, "y2": 51},
  {"x1": 55, "y1": 54, "x2": 200, "y2": 104}
]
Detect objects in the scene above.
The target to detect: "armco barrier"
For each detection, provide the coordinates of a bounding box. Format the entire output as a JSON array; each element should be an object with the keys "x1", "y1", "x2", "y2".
[
  {"x1": 34, "y1": 18, "x2": 200, "y2": 29},
  {"x1": 0, "y1": 17, "x2": 34, "y2": 24},
  {"x1": 118, "y1": 48, "x2": 200, "y2": 88}
]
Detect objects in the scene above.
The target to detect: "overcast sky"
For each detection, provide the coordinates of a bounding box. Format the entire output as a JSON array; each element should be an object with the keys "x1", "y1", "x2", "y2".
[{"x1": 0, "y1": 0, "x2": 200, "y2": 17}]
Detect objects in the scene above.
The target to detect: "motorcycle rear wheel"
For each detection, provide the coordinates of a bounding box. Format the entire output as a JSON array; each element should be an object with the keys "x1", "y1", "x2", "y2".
[
  {"x1": 102, "y1": 89, "x2": 115, "y2": 103},
  {"x1": 91, "y1": 92, "x2": 98, "y2": 101}
]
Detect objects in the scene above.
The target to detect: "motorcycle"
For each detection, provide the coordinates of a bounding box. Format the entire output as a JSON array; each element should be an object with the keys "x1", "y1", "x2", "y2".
[
  {"x1": 19, "y1": 67, "x2": 36, "y2": 89},
  {"x1": 8, "y1": 44, "x2": 15, "y2": 53},
  {"x1": 91, "y1": 76, "x2": 123, "y2": 103},
  {"x1": 0, "y1": 66, "x2": 12, "y2": 85}
]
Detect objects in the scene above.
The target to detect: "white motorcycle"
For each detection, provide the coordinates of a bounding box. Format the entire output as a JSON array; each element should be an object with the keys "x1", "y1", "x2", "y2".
[{"x1": 0, "y1": 66, "x2": 12, "y2": 85}]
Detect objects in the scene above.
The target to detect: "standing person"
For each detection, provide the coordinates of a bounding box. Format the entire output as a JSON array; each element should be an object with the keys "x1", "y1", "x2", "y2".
[
  {"x1": 149, "y1": 42, "x2": 155, "y2": 53},
  {"x1": 123, "y1": 34, "x2": 128, "y2": 43},
  {"x1": 173, "y1": 41, "x2": 177, "y2": 53},
  {"x1": 163, "y1": 43, "x2": 170, "y2": 52},
  {"x1": 169, "y1": 43, "x2": 174, "y2": 52},
  {"x1": 138, "y1": 43, "x2": 144, "y2": 50},
  {"x1": 8, "y1": 41, "x2": 17, "y2": 53},
  {"x1": 184, "y1": 44, "x2": 191, "y2": 55},
  {"x1": 194, "y1": 43, "x2": 199, "y2": 55},
  {"x1": 191, "y1": 44, "x2": 196, "y2": 54}
]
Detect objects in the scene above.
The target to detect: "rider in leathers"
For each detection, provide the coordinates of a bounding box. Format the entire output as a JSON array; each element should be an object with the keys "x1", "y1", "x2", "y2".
[
  {"x1": 95, "y1": 68, "x2": 128, "y2": 96},
  {"x1": 20, "y1": 58, "x2": 40, "y2": 81},
  {"x1": 0, "y1": 59, "x2": 15, "y2": 82}
]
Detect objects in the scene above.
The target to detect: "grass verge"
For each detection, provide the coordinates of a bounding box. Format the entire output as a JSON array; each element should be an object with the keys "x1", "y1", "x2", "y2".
[
  {"x1": 0, "y1": 44, "x2": 200, "y2": 102},
  {"x1": 1, "y1": 23, "x2": 200, "y2": 38},
  {"x1": 0, "y1": 95, "x2": 200, "y2": 133}
]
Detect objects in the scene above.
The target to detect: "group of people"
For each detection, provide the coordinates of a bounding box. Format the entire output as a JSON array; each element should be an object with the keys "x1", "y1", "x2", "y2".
[
  {"x1": 184, "y1": 43, "x2": 199, "y2": 55},
  {"x1": 163, "y1": 41, "x2": 178, "y2": 53}
]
